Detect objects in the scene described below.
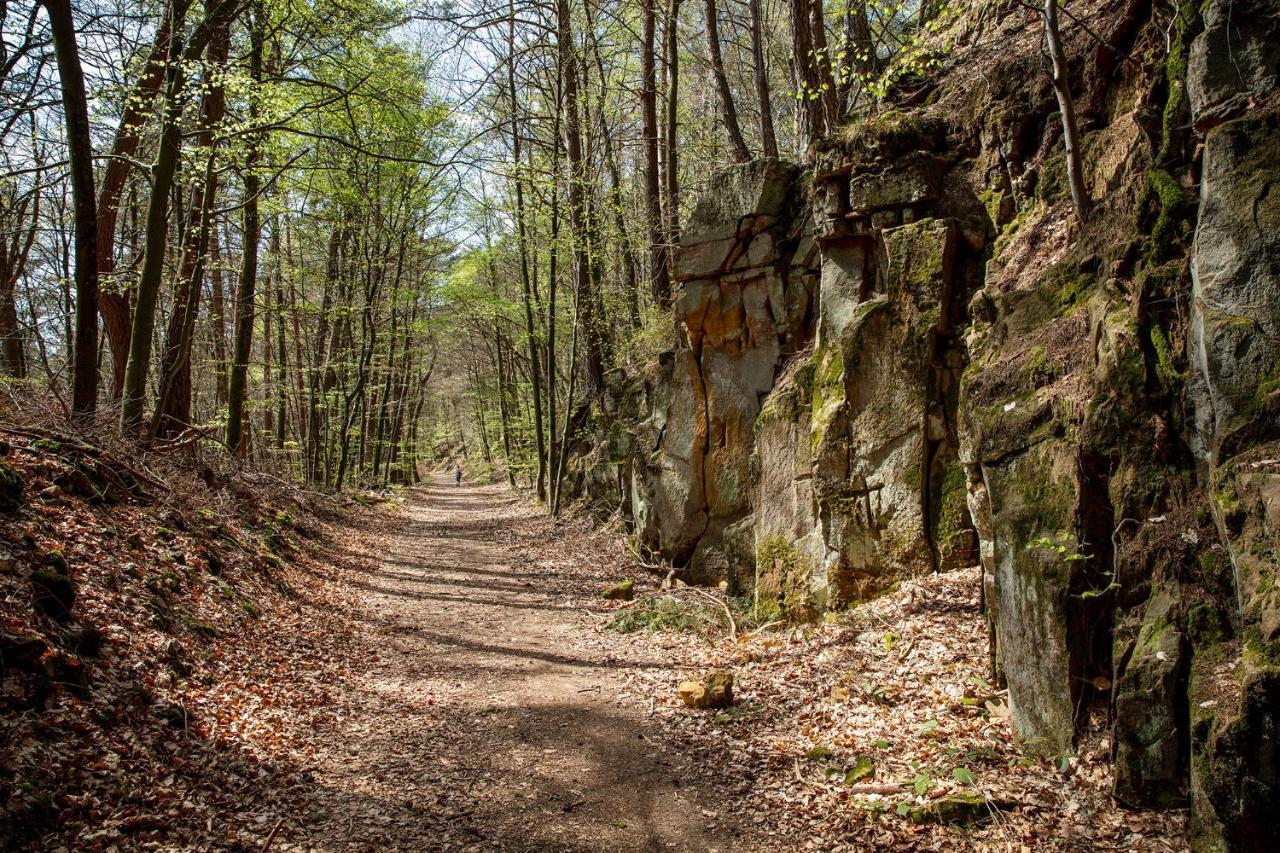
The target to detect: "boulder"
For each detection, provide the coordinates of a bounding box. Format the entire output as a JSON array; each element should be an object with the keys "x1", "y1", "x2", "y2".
[
  {"x1": 601, "y1": 579, "x2": 634, "y2": 601},
  {"x1": 1187, "y1": 0, "x2": 1280, "y2": 132},
  {"x1": 677, "y1": 670, "x2": 734, "y2": 709},
  {"x1": 1186, "y1": 7, "x2": 1280, "y2": 844},
  {"x1": 907, "y1": 793, "x2": 993, "y2": 825},
  {"x1": 1189, "y1": 114, "x2": 1280, "y2": 467},
  {"x1": 0, "y1": 460, "x2": 23, "y2": 513},
  {"x1": 30, "y1": 569, "x2": 75, "y2": 621},
  {"x1": 633, "y1": 160, "x2": 815, "y2": 582}
]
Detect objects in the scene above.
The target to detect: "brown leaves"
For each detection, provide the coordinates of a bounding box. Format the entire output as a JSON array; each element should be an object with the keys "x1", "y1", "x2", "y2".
[{"x1": 0, "y1": 437, "x2": 365, "y2": 849}]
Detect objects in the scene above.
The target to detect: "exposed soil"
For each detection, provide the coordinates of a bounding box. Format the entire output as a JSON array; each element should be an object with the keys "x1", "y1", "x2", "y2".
[{"x1": 282, "y1": 475, "x2": 758, "y2": 851}]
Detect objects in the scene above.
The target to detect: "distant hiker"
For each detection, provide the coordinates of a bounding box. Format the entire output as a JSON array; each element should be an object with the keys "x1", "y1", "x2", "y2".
[{"x1": 454, "y1": 464, "x2": 463, "y2": 486}]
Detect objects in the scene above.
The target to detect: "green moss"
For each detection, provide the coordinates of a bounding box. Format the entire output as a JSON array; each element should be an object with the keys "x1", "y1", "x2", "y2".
[
  {"x1": 834, "y1": 109, "x2": 947, "y2": 165},
  {"x1": 0, "y1": 459, "x2": 24, "y2": 513},
  {"x1": 1015, "y1": 456, "x2": 1075, "y2": 544},
  {"x1": 1240, "y1": 361, "x2": 1280, "y2": 420},
  {"x1": 1145, "y1": 170, "x2": 1187, "y2": 262},
  {"x1": 154, "y1": 526, "x2": 176, "y2": 542},
  {"x1": 601, "y1": 579, "x2": 635, "y2": 600},
  {"x1": 1198, "y1": 550, "x2": 1231, "y2": 582},
  {"x1": 907, "y1": 792, "x2": 992, "y2": 825},
  {"x1": 1147, "y1": 323, "x2": 1181, "y2": 388},
  {"x1": 1188, "y1": 602, "x2": 1227, "y2": 648},
  {"x1": 992, "y1": 202, "x2": 1034, "y2": 260},
  {"x1": 30, "y1": 568, "x2": 75, "y2": 620},
  {"x1": 1244, "y1": 626, "x2": 1280, "y2": 668},
  {"x1": 1020, "y1": 346, "x2": 1056, "y2": 386},
  {"x1": 901, "y1": 465, "x2": 921, "y2": 490},
  {"x1": 755, "y1": 536, "x2": 820, "y2": 622},
  {"x1": 32, "y1": 438, "x2": 63, "y2": 454},
  {"x1": 1158, "y1": 0, "x2": 1204, "y2": 164},
  {"x1": 937, "y1": 462, "x2": 969, "y2": 543},
  {"x1": 1037, "y1": 146, "x2": 1069, "y2": 204},
  {"x1": 810, "y1": 346, "x2": 849, "y2": 452}
]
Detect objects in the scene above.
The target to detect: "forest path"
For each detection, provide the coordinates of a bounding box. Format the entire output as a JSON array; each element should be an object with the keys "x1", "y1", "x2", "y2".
[{"x1": 290, "y1": 475, "x2": 744, "y2": 852}]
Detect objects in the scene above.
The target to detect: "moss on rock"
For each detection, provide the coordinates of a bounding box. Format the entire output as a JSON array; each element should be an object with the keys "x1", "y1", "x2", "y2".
[{"x1": 0, "y1": 459, "x2": 23, "y2": 513}]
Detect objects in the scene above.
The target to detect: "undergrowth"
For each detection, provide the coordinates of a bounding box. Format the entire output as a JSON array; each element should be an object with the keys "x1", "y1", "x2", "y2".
[{"x1": 606, "y1": 592, "x2": 757, "y2": 639}]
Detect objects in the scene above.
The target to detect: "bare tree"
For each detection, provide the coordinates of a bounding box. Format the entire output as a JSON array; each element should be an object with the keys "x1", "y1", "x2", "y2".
[
  {"x1": 1042, "y1": 0, "x2": 1091, "y2": 223},
  {"x1": 703, "y1": 0, "x2": 751, "y2": 162},
  {"x1": 748, "y1": 0, "x2": 778, "y2": 158},
  {"x1": 642, "y1": 0, "x2": 671, "y2": 307},
  {"x1": 41, "y1": 0, "x2": 98, "y2": 417}
]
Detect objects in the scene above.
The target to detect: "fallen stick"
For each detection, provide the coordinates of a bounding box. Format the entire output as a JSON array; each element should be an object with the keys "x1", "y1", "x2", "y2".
[
  {"x1": 260, "y1": 817, "x2": 285, "y2": 852},
  {"x1": 845, "y1": 783, "x2": 906, "y2": 795}
]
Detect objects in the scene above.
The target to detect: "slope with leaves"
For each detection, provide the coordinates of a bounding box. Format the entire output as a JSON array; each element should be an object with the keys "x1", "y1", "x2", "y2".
[{"x1": 0, "y1": 419, "x2": 376, "y2": 849}]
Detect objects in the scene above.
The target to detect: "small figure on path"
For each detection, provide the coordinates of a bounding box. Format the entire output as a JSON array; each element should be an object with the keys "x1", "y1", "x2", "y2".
[{"x1": 454, "y1": 463, "x2": 463, "y2": 486}]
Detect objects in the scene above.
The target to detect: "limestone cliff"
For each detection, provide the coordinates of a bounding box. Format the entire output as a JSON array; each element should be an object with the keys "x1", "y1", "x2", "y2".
[{"x1": 572, "y1": 1, "x2": 1279, "y2": 847}]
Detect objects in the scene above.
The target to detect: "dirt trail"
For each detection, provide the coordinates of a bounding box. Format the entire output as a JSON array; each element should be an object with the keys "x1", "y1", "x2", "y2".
[{"x1": 288, "y1": 476, "x2": 748, "y2": 852}]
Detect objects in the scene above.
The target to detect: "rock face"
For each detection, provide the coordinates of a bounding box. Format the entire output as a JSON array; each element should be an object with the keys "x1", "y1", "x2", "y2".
[
  {"x1": 631, "y1": 129, "x2": 979, "y2": 612},
  {"x1": 1185, "y1": 3, "x2": 1280, "y2": 847},
  {"x1": 631, "y1": 160, "x2": 816, "y2": 586},
  {"x1": 583, "y1": 1, "x2": 1280, "y2": 845}
]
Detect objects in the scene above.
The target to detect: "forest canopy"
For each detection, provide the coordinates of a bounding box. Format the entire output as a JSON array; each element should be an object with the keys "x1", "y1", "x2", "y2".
[{"x1": 0, "y1": 0, "x2": 958, "y2": 496}]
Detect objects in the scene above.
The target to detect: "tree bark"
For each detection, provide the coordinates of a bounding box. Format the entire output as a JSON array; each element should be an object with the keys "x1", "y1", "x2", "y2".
[
  {"x1": 663, "y1": 0, "x2": 681, "y2": 256},
  {"x1": 95, "y1": 8, "x2": 172, "y2": 398},
  {"x1": 789, "y1": 0, "x2": 826, "y2": 143},
  {"x1": 226, "y1": 2, "x2": 264, "y2": 454},
  {"x1": 508, "y1": 2, "x2": 547, "y2": 501},
  {"x1": 154, "y1": 20, "x2": 229, "y2": 439},
  {"x1": 748, "y1": 0, "x2": 778, "y2": 158},
  {"x1": 209, "y1": 227, "x2": 229, "y2": 407},
  {"x1": 1043, "y1": 0, "x2": 1091, "y2": 224},
  {"x1": 0, "y1": 185, "x2": 39, "y2": 378},
  {"x1": 556, "y1": 0, "x2": 604, "y2": 395},
  {"x1": 43, "y1": 0, "x2": 99, "y2": 417},
  {"x1": 642, "y1": 0, "x2": 671, "y2": 308},
  {"x1": 122, "y1": 0, "x2": 236, "y2": 433},
  {"x1": 703, "y1": 0, "x2": 751, "y2": 162}
]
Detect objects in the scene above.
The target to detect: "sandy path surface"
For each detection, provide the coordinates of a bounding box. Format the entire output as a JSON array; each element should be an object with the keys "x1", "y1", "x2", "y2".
[{"x1": 286, "y1": 476, "x2": 749, "y2": 852}]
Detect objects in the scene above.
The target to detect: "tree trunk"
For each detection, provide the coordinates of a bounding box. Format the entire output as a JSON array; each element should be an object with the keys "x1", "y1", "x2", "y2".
[
  {"x1": 747, "y1": 0, "x2": 778, "y2": 159},
  {"x1": 307, "y1": 228, "x2": 339, "y2": 483},
  {"x1": 0, "y1": 186, "x2": 39, "y2": 378},
  {"x1": 209, "y1": 227, "x2": 229, "y2": 408},
  {"x1": 43, "y1": 0, "x2": 99, "y2": 417},
  {"x1": 703, "y1": 0, "x2": 751, "y2": 162},
  {"x1": 789, "y1": 0, "x2": 826, "y2": 143},
  {"x1": 95, "y1": 8, "x2": 172, "y2": 398},
  {"x1": 154, "y1": 21, "x2": 229, "y2": 438},
  {"x1": 508, "y1": 3, "x2": 547, "y2": 501},
  {"x1": 642, "y1": 0, "x2": 671, "y2": 309},
  {"x1": 807, "y1": 0, "x2": 840, "y2": 128},
  {"x1": 1043, "y1": 0, "x2": 1091, "y2": 224},
  {"x1": 226, "y1": 3, "x2": 264, "y2": 454},
  {"x1": 664, "y1": 0, "x2": 681, "y2": 258},
  {"x1": 556, "y1": 0, "x2": 604, "y2": 395}
]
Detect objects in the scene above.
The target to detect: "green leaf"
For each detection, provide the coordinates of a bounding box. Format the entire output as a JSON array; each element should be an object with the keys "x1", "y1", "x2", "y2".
[{"x1": 953, "y1": 767, "x2": 975, "y2": 786}]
